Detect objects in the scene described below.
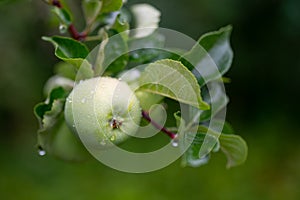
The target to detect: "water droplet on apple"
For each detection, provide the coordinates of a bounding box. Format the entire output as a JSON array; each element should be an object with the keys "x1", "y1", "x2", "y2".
[
  {"x1": 100, "y1": 139, "x2": 107, "y2": 145},
  {"x1": 67, "y1": 97, "x2": 72, "y2": 103},
  {"x1": 110, "y1": 135, "x2": 116, "y2": 141}
]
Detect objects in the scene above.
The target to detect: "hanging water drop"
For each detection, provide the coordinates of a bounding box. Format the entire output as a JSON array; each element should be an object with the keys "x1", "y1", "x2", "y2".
[
  {"x1": 171, "y1": 135, "x2": 179, "y2": 147},
  {"x1": 59, "y1": 24, "x2": 67, "y2": 34},
  {"x1": 38, "y1": 146, "x2": 46, "y2": 156}
]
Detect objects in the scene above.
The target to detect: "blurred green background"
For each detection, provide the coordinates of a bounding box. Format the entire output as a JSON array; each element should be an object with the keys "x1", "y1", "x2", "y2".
[{"x1": 1, "y1": 0, "x2": 300, "y2": 199}]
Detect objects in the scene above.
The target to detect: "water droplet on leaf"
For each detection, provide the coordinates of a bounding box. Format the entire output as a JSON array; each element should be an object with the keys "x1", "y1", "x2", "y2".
[{"x1": 132, "y1": 52, "x2": 139, "y2": 59}]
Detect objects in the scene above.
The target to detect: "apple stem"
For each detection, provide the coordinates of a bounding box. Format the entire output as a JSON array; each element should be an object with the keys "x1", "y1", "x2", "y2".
[
  {"x1": 46, "y1": 0, "x2": 87, "y2": 41},
  {"x1": 141, "y1": 110, "x2": 177, "y2": 139}
]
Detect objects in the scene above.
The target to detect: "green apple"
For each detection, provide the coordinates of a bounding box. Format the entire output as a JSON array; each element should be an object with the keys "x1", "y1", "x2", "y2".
[{"x1": 64, "y1": 77, "x2": 141, "y2": 149}]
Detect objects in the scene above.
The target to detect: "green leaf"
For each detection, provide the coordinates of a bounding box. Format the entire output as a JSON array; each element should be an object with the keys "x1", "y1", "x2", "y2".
[
  {"x1": 111, "y1": 14, "x2": 129, "y2": 34},
  {"x1": 219, "y1": 133, "x2": 248, "y2": 168},
  {"x1": 82, "y1": 0, "x2": 102, "y2": 25},
  {"x1": 200, "y1": 82, "x2": 229, "y2": 121},
  {"x1": 128, "y1": 30, "x2": 165, "y2": 50},
  {"x1": 35, "y1": 88, "x2": 67, "y2": 154},
  {"x1": 181, "y1": 124, "x2": 247, "y2": 168},
  {"x1": 105, "y1": 33, "x2": 128, "y2": 74},
  {"x1": 173, "y1": 111, "x2": 186, "y2": 135},
  {"x1": 197, "y1": 126, "x2": 220, "y2": 157},
  {"x1": 94, "y1": 30, "x2": 128, "y2": 75},
  {"x1": 174, "y1": 111, "x2": 181, "y2": 129},
  {"x1": 43, "y1": 75, "x2": 74, "y2": 96},
  {"x1": 34, "y1": 87, "x2": 69, "y2": 130},
  {"x1": 181, "y1": 132, "x2": 211, "y2": 167},
  {"x1": 128, "y1": 31, "x2": 180, "y2": 64},
  {"x1": 43, "y1": 36, "x2": 94, "y2": 80},
  {"x1": 41, "y1": 99, "x2": 65, "y2": 131},
  {"x1": 209, "y1": 120, "x2": 235, "y2": 135},
  {"x1": 52, "y1": 7, "x2": 72, "y2": 25},
  {"x1": 138, "y1": 59, "x2": 209, "y2": 110},
  {"x1": 76, "y1": 59, "x2": 95, "y2": 80},
  {"x1": 175, "y1": 112, "x2": 212, "y2": 167},
  {"x1": 101, "y1": 0, "x2": 123, "y2": 13},
  {"x1": 35, "y1": 86, "x2": 88, "y2": 161},
  {"x1": 180, "y1": 25, "x2": 233, "y2": 86},
  {"x1": 93, "y1": 30, "x2": 109, "y2": 76},
  {"x1": 222, "y1": 121, "x2": 235, "y2": 134},
  {"x1": 37, "y1": 116, "x2": 89, "y2": 162},
  {"x1": 42, "y1": 36, "x2": 89, "y2": 67}
]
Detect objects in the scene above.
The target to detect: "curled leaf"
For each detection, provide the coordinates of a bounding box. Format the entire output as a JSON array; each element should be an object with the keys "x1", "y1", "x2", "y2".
[
  {"x1": 219, "y1": 133, "x2": 248, "y2": 168},
  {"x1": 180, "y1": 26, "x2": 233, "y2": 86},
  {"x1": 138, "y1": 59, "x2": 209, "y2": 110}
]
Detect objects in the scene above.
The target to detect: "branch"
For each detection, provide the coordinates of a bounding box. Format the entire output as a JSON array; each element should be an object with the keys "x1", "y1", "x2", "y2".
[
  {"x1": 52, "y1": 0, "x2": 62, "y2": 8},
  {"x1": 47, "y1": 0, "x2": 87, "y2": 41},
  {"x1": 142, "y1": 110, "x2": 177, "y2": 139}
]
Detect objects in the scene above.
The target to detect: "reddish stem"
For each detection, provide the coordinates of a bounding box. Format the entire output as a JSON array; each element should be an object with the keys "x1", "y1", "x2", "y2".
[
  {"x1": 68, "y1": 25, "x2": 87, "y2": 41},
  {"x1": 50, "y1": 0, "x2": 86, "y2": 41},
  {"x1": 142, "y1": 110, "x2": 177, "y2": 139},
  {"x1": 52, "y1": 0, "x2": 62, "y2": 8}
]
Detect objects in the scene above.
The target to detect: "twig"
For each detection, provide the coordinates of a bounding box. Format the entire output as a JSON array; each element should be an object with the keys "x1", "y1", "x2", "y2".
[
  {"x1": 142, "y1": 110, "x2": 177, "y2": 139},
  {"x1": 48, "y1": 0, "x2": 87, "y2": 41}
]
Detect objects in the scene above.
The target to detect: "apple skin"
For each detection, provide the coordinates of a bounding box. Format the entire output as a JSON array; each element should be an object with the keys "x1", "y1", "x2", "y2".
[{"x1": 64, "y1": 77, "x2": 141, "y2": 149}]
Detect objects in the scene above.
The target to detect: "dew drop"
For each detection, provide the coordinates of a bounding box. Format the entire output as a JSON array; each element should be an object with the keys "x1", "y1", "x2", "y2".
[
  {"x1": 110, "y1": 135, "x2": 116, "y2": 141},
  {"x1": 100, "y1": 140, "x2": 107, "y2": 145},
  {"x1": 132, "y1": 52, "x2": 139, "y2": 59},
  {"x1": 171, "y1": 136, "x2": 179, "y2": 147},
  {"x1": 59, "y1": 24, "x2": 67, "y2": 34},
  {"x1": 81, "y1": 98, "x2": 86, "y2": 103},
  {"x1": 171, "y1": 140, "x2": 179, "y2": 147},
  {"x1": 38, "y1": 146, "x2": 46, "y2": 156}
]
